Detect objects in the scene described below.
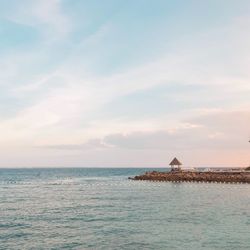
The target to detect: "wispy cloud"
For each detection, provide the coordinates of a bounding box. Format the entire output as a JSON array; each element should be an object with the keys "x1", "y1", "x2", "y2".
[
  {"x1": 0, "y1": 0, "x2": 249, "y2": 167},
  {"x1": 3, "y1": 0, "x2": 71, "y2": 39}
]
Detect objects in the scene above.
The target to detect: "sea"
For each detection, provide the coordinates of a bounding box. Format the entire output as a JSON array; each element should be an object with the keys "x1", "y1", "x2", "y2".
[{"x1": 0, "y1": 168, "x2": 249, "y2": 250}]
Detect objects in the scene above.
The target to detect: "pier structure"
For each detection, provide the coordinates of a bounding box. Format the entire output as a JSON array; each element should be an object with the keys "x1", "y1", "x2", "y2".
[
  {"x1": 130, "y1": 171, "x2": 250, "y2": 183},
  {"x1": 129, "y1": 157, "x2": 250, "y2": 183}
]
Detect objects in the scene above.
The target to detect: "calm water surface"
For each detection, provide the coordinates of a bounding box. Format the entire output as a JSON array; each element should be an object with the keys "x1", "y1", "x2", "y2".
[{"x1": 0, "y1": 168, "x2": 249, "y2": 250}]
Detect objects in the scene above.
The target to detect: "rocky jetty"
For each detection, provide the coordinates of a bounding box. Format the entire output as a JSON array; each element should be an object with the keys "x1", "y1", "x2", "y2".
[{"x1": 129, "y1": 170, "x2": 250, "y2": 183}]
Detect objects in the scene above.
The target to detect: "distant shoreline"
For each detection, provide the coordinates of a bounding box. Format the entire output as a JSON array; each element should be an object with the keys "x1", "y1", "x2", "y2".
[{"x1": 0, "y1": 166, "x2": 247, "y2": 169}]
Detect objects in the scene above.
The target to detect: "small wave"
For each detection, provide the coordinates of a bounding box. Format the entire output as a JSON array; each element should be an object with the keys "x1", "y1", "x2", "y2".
[{"x1": 46, "y1": 178, "x2": 79, "y2": 185}]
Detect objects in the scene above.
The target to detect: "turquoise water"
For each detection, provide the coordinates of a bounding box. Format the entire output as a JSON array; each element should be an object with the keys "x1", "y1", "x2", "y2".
[{"x1": 0, "y1": 168, "x2": 249, "y2": 250}]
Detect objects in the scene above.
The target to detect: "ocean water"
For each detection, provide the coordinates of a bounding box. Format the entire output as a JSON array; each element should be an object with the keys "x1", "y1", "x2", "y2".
[{"x1": 0, "y1": 168, "x2": 249, "y2": 250}]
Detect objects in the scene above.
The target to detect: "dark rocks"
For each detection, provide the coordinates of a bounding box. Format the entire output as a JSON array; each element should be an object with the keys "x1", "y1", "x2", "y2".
[{"x1": 129, "y1": 171, "x2": 250, "y2": 183}]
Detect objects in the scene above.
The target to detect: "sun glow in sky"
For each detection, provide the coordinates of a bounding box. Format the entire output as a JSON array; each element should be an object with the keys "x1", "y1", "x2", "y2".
[{"x1": 0, "y1": 0, "x2": 250, "y2": 167}]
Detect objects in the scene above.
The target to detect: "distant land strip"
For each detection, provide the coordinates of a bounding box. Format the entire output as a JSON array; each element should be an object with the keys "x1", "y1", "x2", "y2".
[{"x1": 129, "y1": 171, "x2": 250, "y2": 184}]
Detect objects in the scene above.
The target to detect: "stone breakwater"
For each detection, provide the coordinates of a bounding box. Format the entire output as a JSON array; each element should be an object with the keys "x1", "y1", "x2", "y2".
[{"x1": 129, "y1": 171, "x2": 250, "y2": 183}]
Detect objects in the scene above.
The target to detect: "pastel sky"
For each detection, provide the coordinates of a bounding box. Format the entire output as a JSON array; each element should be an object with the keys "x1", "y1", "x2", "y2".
[{"x1": 0, "y1": 0, "x2": 250, "y2": 167}]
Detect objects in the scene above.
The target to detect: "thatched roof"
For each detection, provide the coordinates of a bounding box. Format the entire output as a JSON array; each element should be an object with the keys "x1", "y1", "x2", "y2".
[{"x1": 169, "y1": 157, "x2": 182, "y2": 166}]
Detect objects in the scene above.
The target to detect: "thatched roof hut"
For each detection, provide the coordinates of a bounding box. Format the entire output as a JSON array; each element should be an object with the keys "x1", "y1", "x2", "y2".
[{"x1": 169, "y1": 157, "x2": 182, "y2": 171}]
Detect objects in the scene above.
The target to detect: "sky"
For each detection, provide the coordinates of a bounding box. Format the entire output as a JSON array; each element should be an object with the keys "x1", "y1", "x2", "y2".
[{"x1": 0, "y1": 0, "x2": 250, "y2": 168}]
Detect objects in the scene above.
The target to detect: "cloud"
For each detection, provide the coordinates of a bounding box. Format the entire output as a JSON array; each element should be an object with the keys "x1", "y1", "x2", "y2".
[
  {"x1": 39, "y1": 139, "x2": 111, "y2": 150},
  {"x1": 106, "y1": 110, "x2": 250, "y2": 150},
  {"x1": 3, "y1": 0, "x2": 71, "y2": 39},
  {"x1": 41, "y1": 110, "x2": 250, "y2": 151},
  {"x1": 0, "y1": 3, "x2": 250, "y2": 167}
]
